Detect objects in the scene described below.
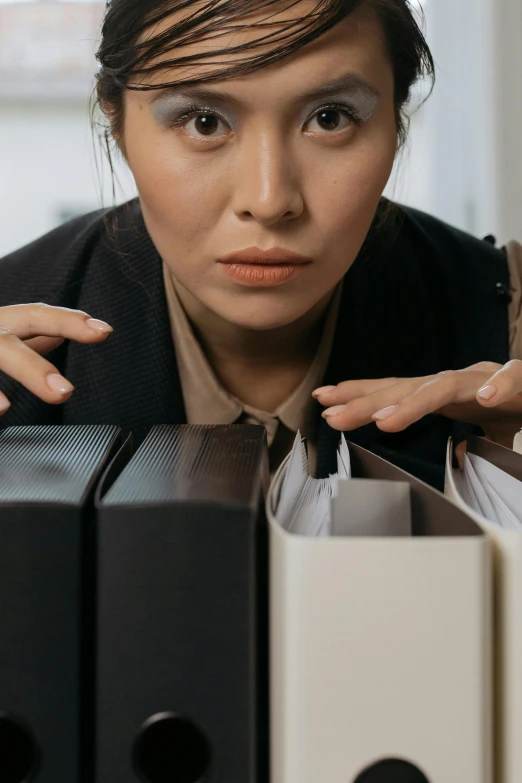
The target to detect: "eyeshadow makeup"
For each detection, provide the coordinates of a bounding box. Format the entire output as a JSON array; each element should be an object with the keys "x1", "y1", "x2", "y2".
[
  {"x1": 327, "y1": 87, "x2": 379, "y2": 123},
  {"x1": 149, "y1": 74, "x2": 381, "y2": 129}
]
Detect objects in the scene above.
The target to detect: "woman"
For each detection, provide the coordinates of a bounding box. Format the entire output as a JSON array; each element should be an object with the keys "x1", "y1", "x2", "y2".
[{"x1": 0, "y1": 0, "x2": 521, "y2": 489}]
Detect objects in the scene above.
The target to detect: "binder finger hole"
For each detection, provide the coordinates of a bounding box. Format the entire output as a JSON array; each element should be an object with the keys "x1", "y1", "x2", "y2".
[
  {"x1": 132, "y1": 712, "x2": 212, "y2": 783},
  {"x1": 353, "y1": 758, "x2": 430, "y2": 783},
  {"x1": 0, "y1": 714, "x2": 40, "y2": 783}
]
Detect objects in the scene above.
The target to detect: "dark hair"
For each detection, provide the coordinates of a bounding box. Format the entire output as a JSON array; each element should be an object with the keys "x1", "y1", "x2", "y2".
[{"x1": 92, "y1": 0, "x2": 434, "y2": 169}]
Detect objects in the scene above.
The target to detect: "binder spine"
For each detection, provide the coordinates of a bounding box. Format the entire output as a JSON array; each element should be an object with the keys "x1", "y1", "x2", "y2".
[
  {"x1": 446, "y1": 437, "x2": 522, "y2": 783},
  {"x1": 95, "y1": 503, "x2": 262, "y2": 782},
  {"x1": 502, "y1": 535, "x2": 522, "y2": 783},
  {"x1": 0, "y1": 425, "x2": 130, "y2": 783},
  {"x1": 95, "y1": 425, "x2": 269, "y2": 783},
  {"x1": 0, "y1": 504, "x2": 83, "y2": 782},
  {"x1": 270, "y1": 527, "x2": 492, "y2": 783}
]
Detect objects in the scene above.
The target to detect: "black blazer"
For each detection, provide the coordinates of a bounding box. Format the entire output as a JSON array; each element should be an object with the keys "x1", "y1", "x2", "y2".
[{"x1": 0, "y1": 198, "x2": 511, "y2": 489}]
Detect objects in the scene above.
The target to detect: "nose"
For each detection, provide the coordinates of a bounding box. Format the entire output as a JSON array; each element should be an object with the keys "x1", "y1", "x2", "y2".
[{"x1": 231, "y1": 129, "x2": 304, "y2": 226}]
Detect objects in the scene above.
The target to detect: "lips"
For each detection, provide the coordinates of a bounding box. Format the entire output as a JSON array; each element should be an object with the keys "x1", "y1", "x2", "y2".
[
  {"x1": 218, "y1": 247, "x2": 312, "y2": 265},
  {"x1": 217, "y1": 247, "x2": 312, "y2": 287}
]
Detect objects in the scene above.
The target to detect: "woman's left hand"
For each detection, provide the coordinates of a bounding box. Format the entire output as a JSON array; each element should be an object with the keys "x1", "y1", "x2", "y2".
[{"x1": 313, "y1": 361, "x2": 522, "y2": 446}]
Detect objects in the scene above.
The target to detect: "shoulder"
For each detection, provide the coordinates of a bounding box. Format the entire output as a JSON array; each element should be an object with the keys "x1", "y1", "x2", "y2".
[
  {"x1": 351, "y1": 201, "x2": 511, "y2": 368},
  {"x1": 0, "y1": 199, "x2": 142, "y2": 308},
  {"x1": 393, "y1": 203, "x2": 508, "y2": 287},
  {"x1": 361, "y1": 200, "x2": 510, "y2": 310},
  {"x1": 394, "y1": 203, "x2": 510, "y2": 365}
]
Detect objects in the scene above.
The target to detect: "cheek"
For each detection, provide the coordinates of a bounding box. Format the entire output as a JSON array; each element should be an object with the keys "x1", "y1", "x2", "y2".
[
  {"x1": 124, "y1": 116, "x2": 226, "y2": 254},
  {"x1": 306, "y1": 130, "x2": 396, "y2": 260}
]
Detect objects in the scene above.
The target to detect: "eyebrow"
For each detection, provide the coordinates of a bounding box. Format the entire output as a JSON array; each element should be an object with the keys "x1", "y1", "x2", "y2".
[{"x1": 149, "y1": 72, "x2": 380, "y2": 107}]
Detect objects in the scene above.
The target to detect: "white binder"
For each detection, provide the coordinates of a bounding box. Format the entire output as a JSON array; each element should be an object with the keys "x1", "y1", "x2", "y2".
[
  {"x1": 267, "y1": 440, "x2": 493, "y2": 783},
  {"x1": 446, "y1": 436, "x2": 522, "y2": 783}
]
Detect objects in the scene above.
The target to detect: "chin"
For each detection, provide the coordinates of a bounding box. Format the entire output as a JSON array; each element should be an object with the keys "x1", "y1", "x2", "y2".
[
  {"x1": 214, "y1": 299, "x2": 309, "y2": 331},
  {"x1": 225, "y1": 314, "x2": 301, "y2": 332}
]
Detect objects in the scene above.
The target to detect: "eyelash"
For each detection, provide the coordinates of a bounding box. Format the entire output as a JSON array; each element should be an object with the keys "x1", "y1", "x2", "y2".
[
  {"x1": 311, "y1": 103, "x2": 364, "y2": 128},
  {"x1": 169, "y1": 104, "x2": 226, "y2": 130},
  {"x1": 169, "y1": 102, "x2": 364, "y2": 132}
]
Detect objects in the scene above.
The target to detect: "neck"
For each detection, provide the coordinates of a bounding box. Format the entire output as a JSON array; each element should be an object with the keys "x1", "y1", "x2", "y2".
[{"x1": 173, "y1": 279, "x2": 336, "y2": 410}]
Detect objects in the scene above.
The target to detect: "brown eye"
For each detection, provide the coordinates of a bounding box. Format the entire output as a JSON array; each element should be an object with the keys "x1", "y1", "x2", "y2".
[
  {"x1": 316, "y1": 110, "x2": 343, "y2": 131},
  {"x1": 194, "y1": 114, "x2": 220, "y2": 135},
  {"x1": 182, "y1": 112, "x2": 228, "y2": 139},
  {"x1": 305, "y1": 107, "x2": 356, "y2": 134}
]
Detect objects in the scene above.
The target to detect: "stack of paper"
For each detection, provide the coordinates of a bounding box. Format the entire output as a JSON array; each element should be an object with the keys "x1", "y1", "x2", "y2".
[
  {"x1": 270, "y1": 431, "x2": 350, "y2": 536},
  {"x1": 452, "y1": 452, "x2": 522, "y2": 530},
  {"x1": 270, "y1": 432, "x2": 411, "y2": 538}
]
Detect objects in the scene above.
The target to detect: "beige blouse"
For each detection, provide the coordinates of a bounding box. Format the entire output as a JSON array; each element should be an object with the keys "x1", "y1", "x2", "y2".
[
  {"x1": 162, "y1": 266, "x2": 342, "y2": 476},
  {"x1": 163, "y1": 240, "x2": 522, "y2": 476}
]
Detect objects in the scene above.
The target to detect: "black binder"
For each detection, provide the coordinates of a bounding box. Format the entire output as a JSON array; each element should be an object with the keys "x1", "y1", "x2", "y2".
[
  {"x1": 0, "y1": 424, "x2": 132, "y2": 783},
  {"x1": 95, "y1": 424, "x2": 269, "y2": 783}
]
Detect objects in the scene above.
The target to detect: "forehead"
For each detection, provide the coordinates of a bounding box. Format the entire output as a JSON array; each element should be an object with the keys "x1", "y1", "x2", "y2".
[
  {"x1": 140, "y1": 0, "x2": 328, "y2": 44},
  {"x1": 134, "y1": 1, "x2": 391, "y2": 91}
]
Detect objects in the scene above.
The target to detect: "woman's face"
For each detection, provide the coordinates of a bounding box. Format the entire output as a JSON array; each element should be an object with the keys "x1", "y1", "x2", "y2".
[{"x1": 122, "y1": 2, "x2": 397, "y2": 330}]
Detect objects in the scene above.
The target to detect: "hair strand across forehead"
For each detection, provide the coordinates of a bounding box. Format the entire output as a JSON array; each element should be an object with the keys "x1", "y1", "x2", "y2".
[
  {"x1": 91, "y1": 0, "x2": 434, "y2": 187},
  {"x1": 98, "y1": 0, "x2": 360, "y2": 90}
]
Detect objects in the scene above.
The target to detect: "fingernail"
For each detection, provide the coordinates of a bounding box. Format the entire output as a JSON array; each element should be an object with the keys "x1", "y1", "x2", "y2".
[
  {"x1": 312, "y1": 385, "x2": 336, "y2": 398},
  {"x1": 47, "y1": 374, "x2": 75, "y2": 394},
  {"x1": 478, "y1": 384, "x2": 498, "y2": 401},
  {"x1": 372, "y1": 405, "x2": 398, "y2": 421},
  {"x1": 0, "y1": 397, "x2": 10, "y2": 412},
  {"x1": 322, "y1": 405, "x2": 346, "y2": 418},
  {"x1": 86, "y1": 318, "x2": 113, "y2": 333}
]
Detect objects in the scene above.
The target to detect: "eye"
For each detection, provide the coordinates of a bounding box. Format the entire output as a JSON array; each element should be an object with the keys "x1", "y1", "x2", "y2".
[
  {"x1": 305, "y1": 106, "x2": 360, "y2": 133},
  {"x1": 183, "y1": 112, "x2": 228, "y2": 138}
]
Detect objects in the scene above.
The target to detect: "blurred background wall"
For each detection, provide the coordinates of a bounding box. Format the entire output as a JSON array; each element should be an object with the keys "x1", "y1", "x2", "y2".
[
  {"x1": 386, "y1": 0, "x2": 522, "y2": 248},
  {"x1": 0, "y1": 0, "x2": 521, "y2": 258},
  {"x1": 0, "y1": 0, "x2": 136, "y2": 257}
]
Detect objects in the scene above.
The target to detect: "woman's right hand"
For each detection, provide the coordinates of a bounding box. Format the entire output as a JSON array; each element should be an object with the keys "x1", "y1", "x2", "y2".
[{"x1": 0, "y1": 303, "x2": 113, "y2": 415}]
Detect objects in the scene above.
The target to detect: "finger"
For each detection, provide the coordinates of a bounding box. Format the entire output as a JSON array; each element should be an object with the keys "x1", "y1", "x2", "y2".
[
  {"x1": 467, "y1": 360, "x2": 503, "y2": 374},
  {"x1": 0, "y1": 329, "x2": 75, "y2": 404},
  {"x1": 370, "y1": 371, "x2": 482, "y2": 432},
  {"x1": 313, "y1": 377, "x2": 407, "y2": 406},
  {"x1": 0, "y1": 391, "x2": 11, "y2": 415},
  {"x1": 455, "y1": 440, "x2": 467, "y2": 469},
  {"x1": 24, "y1": 336, "x2": 66, "y2": 356},
  {"x1": 476, "y1": 360, "x2": 522, "y2": 407},
  {"x1": 321, "y1": 377, "x2": 430, "y2": 431},
  {"x1": 0, "y1": 303, "x2": 112, "y2": 343}
]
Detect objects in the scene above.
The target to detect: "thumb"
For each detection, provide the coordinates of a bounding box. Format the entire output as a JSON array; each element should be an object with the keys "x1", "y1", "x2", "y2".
[{"x1": 24, "y1": 336, "x2": 66, "y2": 355}]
